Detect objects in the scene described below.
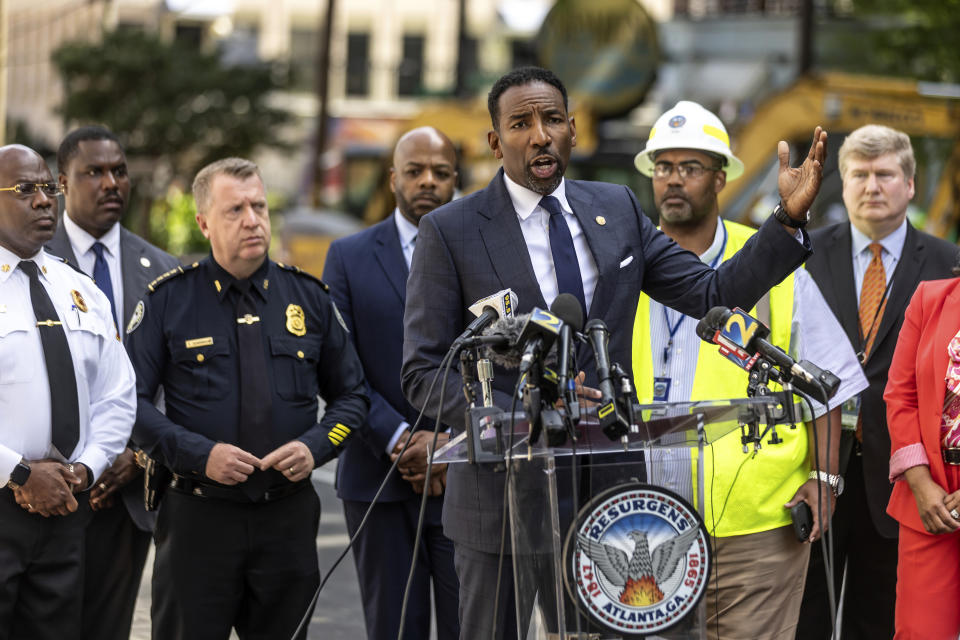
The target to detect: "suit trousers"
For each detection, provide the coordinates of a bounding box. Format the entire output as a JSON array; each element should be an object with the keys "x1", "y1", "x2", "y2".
[
  {"x1": 151, "y1": 485, "x2": 320, "y2": 640},
  {"x1": 707, "y1": 525, "x2": 809, "y2": 640},
  {"x1": 893, "y1": 463, "x2": 960, "y2": 640},
  {"x1": 343, "y1": 495, "x2": 460, "y2": 640},
  {"x1": 796, "y1": 454, "x2": 898, "y2": 640},
  {"x1": 0, "y1": 488, "x2": 90, "y2": 640},
  {"x1": 82, "y1": 497, "x2": 152, "y2": 640}
]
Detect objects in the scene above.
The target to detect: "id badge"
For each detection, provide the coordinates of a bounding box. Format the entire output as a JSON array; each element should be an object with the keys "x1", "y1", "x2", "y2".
[
  {"x1": 841, "y1": 394, "x2": 861, "y2": 431},
  {"x1": 653, "y1": 377, "x2": 671, "y2": 402}
]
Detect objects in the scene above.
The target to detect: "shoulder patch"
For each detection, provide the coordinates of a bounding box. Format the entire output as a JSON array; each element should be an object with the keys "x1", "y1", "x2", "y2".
[
  {"x1": 276, "y1": 262, "x2": 330, "y2": 291},
  {"x1": 146, "y1": 263, "x2": 195, "y2": 294},
  {"x1": 126, "y1": 300, "x2": 145, "y2": 334}
]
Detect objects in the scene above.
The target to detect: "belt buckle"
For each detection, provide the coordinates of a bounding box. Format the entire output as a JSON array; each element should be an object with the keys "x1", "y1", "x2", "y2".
[{"x1": 943, "y1": 448, "x2": 960, "y2": 465}]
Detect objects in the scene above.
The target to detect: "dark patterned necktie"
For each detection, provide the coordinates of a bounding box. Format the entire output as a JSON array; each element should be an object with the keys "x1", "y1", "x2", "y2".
[
  {"x1": 91, "y1": 242, "x2": 118, "y2": 330},
  {"x1": 539, "y1": 195, "x2": 587, "y2": 317},
  {"x1": 20, "y1": 260, "x2": 80, "y2": 458},
  {"x1": 235, "y1": 280, "x2": 272, "y2": 499}
]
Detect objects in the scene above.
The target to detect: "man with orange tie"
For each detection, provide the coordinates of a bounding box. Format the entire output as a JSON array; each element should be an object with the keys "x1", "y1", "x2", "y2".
[{"x1": 798, "y1": 125, "x2": 959, "y2": 640}]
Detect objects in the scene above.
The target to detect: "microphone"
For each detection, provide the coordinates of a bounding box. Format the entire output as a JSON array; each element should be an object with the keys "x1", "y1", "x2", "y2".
[
  {"x1": 453, "y1": 288, "x2": 518, "y2": 346},
  {"x1": 584, "y1": 318, "x2": 629, "y2": 439},
  {"x1": 696, "y1": 306, "x2": 841, "y2": 401},
  {"x1": 516, "y1": 308, "x2": 564, "y2": 375},
  {"x1": 550, "y1": 293, "x2": 584, "y2": 420},
  {"x1": 479, "y1": 308, "x2": 563, "y2": 375}
]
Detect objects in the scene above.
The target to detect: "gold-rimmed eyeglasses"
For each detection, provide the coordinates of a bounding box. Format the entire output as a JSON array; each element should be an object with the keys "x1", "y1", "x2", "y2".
[{"x1": 0, "y1": 183, "x2": 62, "y2": 197}]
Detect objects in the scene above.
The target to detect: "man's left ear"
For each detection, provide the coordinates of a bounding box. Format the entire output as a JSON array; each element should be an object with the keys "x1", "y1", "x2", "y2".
[
  {"x1": 714, "y1": 170, "x2": 727, "y2": 194},
  {"x1": 569, "y1": 116, "x2": 577, "y2": 148},
  {"x1": 58, "y1": 175, "x2": 67, "y2": 194}
]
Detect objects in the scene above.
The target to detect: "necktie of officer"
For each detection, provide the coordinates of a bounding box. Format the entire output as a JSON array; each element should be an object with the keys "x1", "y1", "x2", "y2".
[
  {"x1": 235, "y1": 279, "x2": 272, "y2": 499},
  {"x1": 91, "y1": 242, "x2": 118, "y2": 330},
  {"x1": 539, "y1": 195, "x2": 587, "y2": 317},
  {"x1": 20, "y1": 260, "x2": 80, "y2": 458},
  {"x1": 855, "y1": 242, "x2": 887, "y2": 441}
]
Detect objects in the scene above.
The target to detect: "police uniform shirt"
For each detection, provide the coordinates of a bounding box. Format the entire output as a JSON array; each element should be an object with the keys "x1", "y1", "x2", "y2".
[
  {"x1": 126, "y1": 255, "x2": 368, "y2": 478},
  {"x1": 0, "y1": 245, "x2": 137, "y2": 482}
]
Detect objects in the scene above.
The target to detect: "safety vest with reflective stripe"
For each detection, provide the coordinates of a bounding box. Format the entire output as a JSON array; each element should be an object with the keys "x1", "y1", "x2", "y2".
[{"x1": 631, "y1": 219, "x2": 803, "y2": 536}]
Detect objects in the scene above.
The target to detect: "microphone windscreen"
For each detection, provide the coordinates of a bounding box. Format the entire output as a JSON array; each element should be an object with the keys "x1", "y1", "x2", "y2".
[
  {"x1": 480, "y1": 314, "x2": 528, "y2": 369},
  {"x1": 550, "y1": 293, "x2": 584, "y2": 332},
  {"x1": 695, "y1": 306, "x2": 730, "y2": 342}
]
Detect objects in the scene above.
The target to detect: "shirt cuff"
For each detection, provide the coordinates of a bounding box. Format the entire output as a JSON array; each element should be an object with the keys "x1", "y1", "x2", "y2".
[
  {"x1": 0, "y1": 445, "x2": 21, "y2": 485},
  {"x1": 889, "y1": 443, "x2": 929, "y2": 483},
  {"x1": 386, "y1": 422, "x2": 410, "y2": 454},
  {"x1": 75, "y1": 449, "x2": 110, "y2": 484}
]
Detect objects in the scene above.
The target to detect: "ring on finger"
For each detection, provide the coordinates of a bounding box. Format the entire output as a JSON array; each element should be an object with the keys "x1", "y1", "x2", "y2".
[
  {"x1": 98, "y1": 482, "x2": 108, "y2": 491},
  {"x1": 288, "y1": 466, "x2": 295, "y2": 474},
  {"x1": 951, "y1": 508, "x2": 960, "y2": 520},
  {"x1": 26, "y1": 503, "x2": 33, "y2": 510}
]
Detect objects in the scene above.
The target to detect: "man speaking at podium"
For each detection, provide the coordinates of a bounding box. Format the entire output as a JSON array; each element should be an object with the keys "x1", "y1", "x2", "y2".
[
  {"x1": 402, "y1": 66, "x2": 827, "y2": 640},
  {"x1": 630, "y1": 101, "x2": 866, "y2": 640}
]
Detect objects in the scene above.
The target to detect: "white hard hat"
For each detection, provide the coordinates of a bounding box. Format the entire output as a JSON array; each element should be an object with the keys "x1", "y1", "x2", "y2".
[{"x1": 634, "y1": 101, "x2": 744, "y2": 181}]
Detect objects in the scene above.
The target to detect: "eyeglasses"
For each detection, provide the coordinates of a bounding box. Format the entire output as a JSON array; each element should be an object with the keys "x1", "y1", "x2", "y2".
[
  {"x1": 652, "y1": 162, "x2": 721, "y2": 180},
  {"x1": 0, "y1": 183, "x2": 62, "y2": 197}
]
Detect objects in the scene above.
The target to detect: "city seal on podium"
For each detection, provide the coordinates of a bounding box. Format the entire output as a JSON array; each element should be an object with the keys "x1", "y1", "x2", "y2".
[{"x1": 563, "y1": 483, "x2": 710, "y2": 637}]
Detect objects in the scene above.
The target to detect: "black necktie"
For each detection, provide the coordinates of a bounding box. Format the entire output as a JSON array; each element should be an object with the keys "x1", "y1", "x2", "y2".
[
  {"x1": 20, "y1": 260, "x2": 80, "y2": 458},
  {"x1": 235, "y1": 280, "x2": 272, "y2": 499},
  {"x1": 91, "y1": 242, "x2": 118, "y2": 329},
  {"x1": 539, "y1": 195, "x2": 587, "y2": 317}
]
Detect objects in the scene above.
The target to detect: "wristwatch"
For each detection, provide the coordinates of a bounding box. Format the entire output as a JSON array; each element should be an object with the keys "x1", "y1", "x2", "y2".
[
  {"x1": 809, "y1": 470, "x2": 844, "y2": 497},
  {"x1": 7, "y1": 460, "x2": 31, "y2": 490},
  {"x1": 772, "y1": 201, "x2": 810, "y2": 229}
]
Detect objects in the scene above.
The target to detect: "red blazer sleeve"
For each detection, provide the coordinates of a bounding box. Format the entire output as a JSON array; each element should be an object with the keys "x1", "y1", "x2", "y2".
[{"x1": 885, "y1": 283, "x2": 925, "y2": 460}]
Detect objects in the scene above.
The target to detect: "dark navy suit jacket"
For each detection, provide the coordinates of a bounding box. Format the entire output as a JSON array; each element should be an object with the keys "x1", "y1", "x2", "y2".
[
  {"x1": 324, "y1": 218, "x2": 424, "y2": 502},
  {"x1": 401, "y1": 169, "x2": 812, "y2": 553}
]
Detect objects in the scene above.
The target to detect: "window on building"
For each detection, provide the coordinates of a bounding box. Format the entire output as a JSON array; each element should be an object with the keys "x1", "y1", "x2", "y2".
[
  {"x1": 511, "y1": 39, "x2": 537, "y2": 70},
  {"x1": 346, "y1": 32, "x2": 370, "y2": 97},
  {"x1": 397, "y1": 34, "x2": 425, "y2": 97},
  {"x1": 290, "y1": 28, "x2": 317, "y2": 91},
  {"x1": 174, "y1": 23, "x2": 204, "y2": 51}
]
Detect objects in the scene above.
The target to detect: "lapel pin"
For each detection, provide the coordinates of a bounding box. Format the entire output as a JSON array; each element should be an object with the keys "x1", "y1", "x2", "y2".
[
  {"x1": 595, "y1": 216, "x2": 606, "y2": 226},
  {"x1": 140, "y1": 256, "x2": 151, "y2": 268},
  {"x1": 0, "y1": 265, "x2": 8, "y2": 273}
]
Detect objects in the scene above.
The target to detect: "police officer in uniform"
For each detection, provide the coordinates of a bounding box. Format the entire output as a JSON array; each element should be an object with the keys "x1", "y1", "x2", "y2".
[
  {"x1": 126, "y1": 157, "x2": 368, "y2": 640},
  {"x1": 0, "y1": 144, "x2": 136, "y2": 639}
]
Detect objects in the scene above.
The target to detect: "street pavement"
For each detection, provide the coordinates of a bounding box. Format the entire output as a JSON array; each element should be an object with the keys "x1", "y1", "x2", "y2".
[{"x1": 129, "y1": 463, "x2": 374, "y2": 639}]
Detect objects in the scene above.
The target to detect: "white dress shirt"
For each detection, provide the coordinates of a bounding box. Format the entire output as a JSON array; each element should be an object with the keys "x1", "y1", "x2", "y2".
[
  {"x1": 502, "y1": 174, "x2": 600, "y2": 313},
  {"x1": 62, "y1": 214, "x2": 124, "y2": 330},
  {"x1": 0, "y1": 245, "x2": 136, "y2": 484}
]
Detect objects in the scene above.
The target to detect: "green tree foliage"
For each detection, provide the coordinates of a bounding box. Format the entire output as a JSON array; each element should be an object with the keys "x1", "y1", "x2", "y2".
[
  {"x1": 52, "y1": 28, "x2": 292, "y2": 251},
  {"x1": 828, "y1": 0, "x2": 960, "y2": 83}
]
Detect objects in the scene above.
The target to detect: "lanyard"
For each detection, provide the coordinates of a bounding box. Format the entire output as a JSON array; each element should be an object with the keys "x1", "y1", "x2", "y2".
[{"x1": 660, "y1": 220, "x2": 728, "y2": 376}]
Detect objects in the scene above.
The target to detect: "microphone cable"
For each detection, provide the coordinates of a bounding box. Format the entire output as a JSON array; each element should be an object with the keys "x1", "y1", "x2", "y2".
[
  {"x1": 289, "y1": 344, "x2": 459, "y2": 640},
  {"x1": 396, "y1": 346, "x2": 460, "y2": 640}
]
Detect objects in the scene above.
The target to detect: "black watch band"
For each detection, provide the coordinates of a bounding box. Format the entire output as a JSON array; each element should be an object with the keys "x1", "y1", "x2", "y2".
[
  {"x1": 772, "y1": 201, "x2": 809, "y2": 228},
  {"x1": 7, "y1": 460, "x2": 31, "y2": 489}
]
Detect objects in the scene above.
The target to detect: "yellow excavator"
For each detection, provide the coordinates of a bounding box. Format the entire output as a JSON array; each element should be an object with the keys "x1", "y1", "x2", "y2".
[{"x1": 718, "y1": 72, "x2": 960, "y2": 239}]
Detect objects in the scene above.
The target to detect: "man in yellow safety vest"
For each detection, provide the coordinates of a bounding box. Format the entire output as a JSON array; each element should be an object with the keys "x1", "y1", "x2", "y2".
[{"x1": 631, "y1": 101, "x2": 867, "y2": 640}]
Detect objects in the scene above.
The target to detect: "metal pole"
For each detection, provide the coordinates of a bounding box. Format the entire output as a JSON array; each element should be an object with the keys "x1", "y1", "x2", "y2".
[{"x1": 310, "y1": 0, "x2": 336, "y2": 207}]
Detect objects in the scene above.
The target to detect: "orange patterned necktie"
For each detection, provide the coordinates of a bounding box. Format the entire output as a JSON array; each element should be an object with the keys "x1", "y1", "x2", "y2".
[
  {"x1": 855, "y1": 242, "x2": 887, "y2": 442},
  {"x1": 859, "y1": 242, "x2": 888, "y2": 361}
]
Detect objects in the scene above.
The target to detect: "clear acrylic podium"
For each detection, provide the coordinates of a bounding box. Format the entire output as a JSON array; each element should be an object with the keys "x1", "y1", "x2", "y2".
[{"x1": 434, "y1": 397, "x2": 783, "y2": 640}]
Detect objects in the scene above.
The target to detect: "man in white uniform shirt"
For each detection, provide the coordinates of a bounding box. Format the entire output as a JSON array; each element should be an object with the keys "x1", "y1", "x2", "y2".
[{"x1": 0, "y1": 144, "x2": 135, "y2": 640}]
